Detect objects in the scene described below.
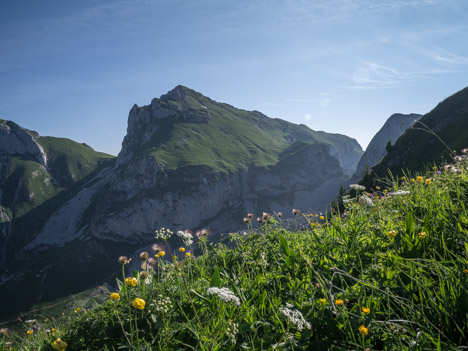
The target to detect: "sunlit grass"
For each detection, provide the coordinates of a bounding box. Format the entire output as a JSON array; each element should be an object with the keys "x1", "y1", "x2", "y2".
[{"x1": 3, "y1": 155, "x2": 468, "y2": 350}]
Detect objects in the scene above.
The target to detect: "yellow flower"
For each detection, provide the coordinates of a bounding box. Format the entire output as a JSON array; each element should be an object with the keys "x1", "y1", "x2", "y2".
[
  {"x1": 132, "y1": 298, "x2": 146, "y2": 310},
  {"x1": 376, "y1": 196, "x2": 380, "y2": 199},
  {"x1": 387, "y1": 230, "x2": 397, "y2": 238},
  {"x1": 26, "y1": 329, "x2": 33, "y2": 335},
  {"x1": 425, "y1": 179, "x2": 431, "y2": 184},
  {"x1": 186, "y1": 252, "x2": 191, "y2": 257},
  {"x1": 400, "y1": 176, "x2": 406, "y2": 181},
  {"x1": 410, "y1": 178, "x2": 415, "y2": 182},
  {"x1": 125, "y1": 277, "x2": 138, "y2": 287},
  {"x1": 110, "y1": 293, "x2": 120, "y2": 300},
  {"x1": 159, "y1": 251, "x2": 166, "y2": 257},
  {"x1": 464, "y1": 269, "x2": 468, "y2": 274},
  {"x1": 315, "y1": 214, "x2": 318, "y2": 217},
  {"x1": 335, "y1": 299, "x2": 344, "y2": 305},
  {"x1": 310, "y1": 222, "x2": 315, "y2": 227},
  {"x1": 319, "y1": 298, "x2": 326, "y2": 305},
  {"x1": 418, "y1": 232, "x2": 427, "y2": 239},
  {"x1": 362, "y1": 306, "x2": 370, "y2": 314},
  {"x1": 416, "y1": 176, "x2": 423, "y2": 182},
  {"x1": 51, "y1": 328, "x2": 56, "y2": 332},
  {"x1": 359, "y1": 325, "x2": 369, "y2": 336},
  {"x1": 432, "y1": 166, "x2": 438, "y2": 171},
  {"x1": 319, "y1": 216, "x2": 324, "y2": 220},
  {"x1": 52, "y1": 338, "x2": 68, "y2": 350},
  {"x1": 376, "y1": 186, "x2": 381, "y2": 190},
  {"x1": 179, "y1": 247, "x2": 185, "y2": 252},
  {"x1": 384, "y1": 189, "x2": 388, "y2": 194}
]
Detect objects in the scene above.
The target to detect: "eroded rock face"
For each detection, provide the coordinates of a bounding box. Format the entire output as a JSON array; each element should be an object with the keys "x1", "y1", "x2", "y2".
[
  {"x1": 0, "y1": 120, "x2": 47, "y2": 166},
  {"x1": 352, "y1": 113, "x2": 421, "y2": 181}
]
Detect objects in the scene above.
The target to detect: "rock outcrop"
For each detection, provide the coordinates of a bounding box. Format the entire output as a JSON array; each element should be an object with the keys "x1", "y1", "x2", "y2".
[{"x1": 352, "y1": 113, "x2": 421, "y2": 181}]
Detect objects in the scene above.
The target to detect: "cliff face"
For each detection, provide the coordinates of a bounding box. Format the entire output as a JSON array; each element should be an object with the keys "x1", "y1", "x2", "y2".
[
  {"x1": 0, "y1": 86, "x2": 362, "y2": 319},
  {"x1": 352, "y1": 113, "x2": 421, "y2": 181},
  {"x1": 372, "y1": 86, "x2": 468, "y2": 177}
]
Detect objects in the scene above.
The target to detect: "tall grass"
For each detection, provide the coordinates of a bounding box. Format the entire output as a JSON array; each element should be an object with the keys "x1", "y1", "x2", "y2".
[{"x1": 3, "y1": 156, "x2": 468, "y2": 350}]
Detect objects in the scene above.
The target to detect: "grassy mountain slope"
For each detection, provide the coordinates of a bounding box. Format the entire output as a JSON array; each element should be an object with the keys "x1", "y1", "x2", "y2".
[
  {"x1": 126, "y1": 86, "x2": 362, "y2": 174},
  {"x1": 6, "y1": 156, "x2": 468, "y2": 350},
  {"x1": 372, "y1": 86, "x2": 468, "y2": 177},
  {"x1": 1, "y1": 135, "x2": 114, "y2": 219}
]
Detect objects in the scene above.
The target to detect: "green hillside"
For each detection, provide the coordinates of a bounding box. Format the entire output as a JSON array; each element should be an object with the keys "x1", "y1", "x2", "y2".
[
  {"x1": 1, "y1": 136, "x2": 114, "y2": 219},
  {"x1": 127, "y1": 86, "x2": 362, "y2": 174},
  {"x1": 6, "y1": 156, "x2": 468, "y2": 350},
  {"x1": 372, "y1": 86, "x2": 468, "y2": 177}
]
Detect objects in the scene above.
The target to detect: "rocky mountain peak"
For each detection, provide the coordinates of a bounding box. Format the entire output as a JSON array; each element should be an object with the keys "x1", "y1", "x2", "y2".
[{"x1": 160, "y1": 85, "x2": 190, "y2": 101}]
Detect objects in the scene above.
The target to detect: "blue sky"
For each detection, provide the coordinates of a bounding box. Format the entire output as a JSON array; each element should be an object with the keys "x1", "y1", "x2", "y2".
[{"x1": 1, "y1": 0, "x2": 467, "y2": 155}]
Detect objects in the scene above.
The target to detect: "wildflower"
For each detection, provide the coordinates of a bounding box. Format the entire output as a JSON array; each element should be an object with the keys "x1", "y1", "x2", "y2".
[
  {"x1": 118, "y1": 256, "x2": 130, "y2": 265},
  {"x1": 139, "y1": 271, "x2": 148, "y2": 280},
  {"x1": 433, "y1": 166, "x2": 438, "y2": 171},
  {"x1": 207, "y1": 287, "x2": 241, "y2": 306},
  {"x1": 335, "y1": 299, "x2": 344, "y2": 305},
  {"x1": 132, "y1": 298, "x2": 146, "y2": 310},
  {"x1": 74, "y1": 308, "x2": 80, "y2": 313},
  {"x1": 359, "y1": 325, "x2": 369, "y2": 336},
  {"x1": 139, "y1": 251, "x2": 148, "y2": 260},
  {"x1": 148, "y1": 258, "x2": 157, "y2": 266},
  {"x1": 177, "y1": 230, "x2": 193, "y2": 246},
  {"x1": 257, "y1": 217, "x2": 263, "y2": 223},
  {"x1": 226, "y1": 319, "x2": 239, "y2": 344},
  {"x1": 154, "y1": 295, "x2": 172, "y2": 313},
  {"x1": 400, "y1": 176, "x2": 406, "y2": 181},
  {"x1": 157, "y1": 251, "x2": 166, "y2": 257},
  {"x1": 26, "y1": 329, "x2": 33, "y2": 335},
  {"x1": 262, "y1": 212, "x2": 270, "y2": 221},
  {"x1": 387, "y1": 230, "x2": 397, "y2": 238},
  {"x1": 416, "y1": 176, "x2": 423, "y2": 182},
  {"x1": 125, "y1": 277, "x2": 138, "y2": 287},
  {"x1": 319, "y1": 215, "x2": 324, "y2": 220},
  {"x1": 376, "y1": 185, "x2": 381, "y2": 190},
  {"x1": 464, "y1": 269, "x2": 468, "y2": 274},
  {"x1": 155, "y1": 227, "x2": 173, "y2": 240},
  {"x1": 51, "y1": 328, "x2": 56, "y2": 332},
  {"x1": 277, "y1": 212, "x2": 282, "y2": 218},
  {"x1": 243, "y1": 217, "x2": 251, "y2": 224},
  {"x1": 195, "y1": 228, "x2": 211, "y2": 239},
  {"x1": 359, "y1": 195, "x2": 374, "y2": 207},
  {"x1": 425, "y1": 178, "x2": 432, "y2": 184},
  {"x1": 418, "y1": 232, "x2": 427, "y2": 239},
  {"x1": 384, "y1": 189, "x2": 388, "y2": 193},
  {"x1": 362, "y1": 306, "x2": 370, "y2": 314},
  {"x1": 310, "y1": 222, "x2": 315, "y2": 227},
  {"x1": 0, "y1": 328, "x2": 10, "y2": 336},
  {"x1": 179, "y1": 247, "x2": 185, "y2": 252},
  {"x1": 292, "y1": 209, "x2": 300, "y2": 216},
  {"x1": 410, "y1": 178, "x2": 415, "y2": 182},
  {"x1": 279, "y1": 306, "x2": 311, "y2": 331},
  {"x1": 350, "y1": 184, "x2": 365, "y2": 191},
  {"x1": 247, "y1": 213, "x2": 254, "y2": 219},
  {"x1": 319, "y1": 298, "x2": 326, "y2": 305},
  {"x1": 52, "y1": 338, "x2": 68, "y2": 350},
  {"x1": 186, "y1": 252, "x2": 191, "y2": 257},
  {"x1": 110, "y1": 293, "x2": 120, "y2": 300},
  {"x1": 391, "y1": 190, "x2": 410, "y2": 196},
  {"x1": 152, "y1": 244, "x2": 162, "y2": 254}
]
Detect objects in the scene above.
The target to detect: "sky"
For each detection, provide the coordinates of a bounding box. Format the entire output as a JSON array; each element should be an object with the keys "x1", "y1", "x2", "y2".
[{"x1": 1, "y1": 0, "x2": 467, "y2": 156}]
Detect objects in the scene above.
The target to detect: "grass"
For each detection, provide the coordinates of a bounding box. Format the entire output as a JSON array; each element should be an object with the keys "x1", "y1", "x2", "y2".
[{"x1": 3, "y1": 155, "x2": 468, "y2": 350}]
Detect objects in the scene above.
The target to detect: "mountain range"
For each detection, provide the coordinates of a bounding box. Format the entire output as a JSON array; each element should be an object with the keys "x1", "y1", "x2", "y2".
[
  {"x1": 0, "y1": 86, "x2": 363, "y2": 319},
  {"x1": 1, "y1": 84, "x2": 467, "y2": 320}
]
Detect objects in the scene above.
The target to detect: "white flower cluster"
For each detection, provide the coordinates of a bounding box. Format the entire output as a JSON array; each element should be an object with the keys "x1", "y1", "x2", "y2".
[
  {"x1": 177, "y1": 230, "x2": 193, "y2": 246},
  {"x1": 391, "y1": 190, "x2": 410, "y2": 196},
  {"x1": 207, "y1": 287, "x2": 241, "y2": 306},
  {"x1": 350, "y1": 184, "x2": 365, "y2": 191},
  {"x1": 279, "y1": 306, "x2": 311, "y2": 331},
  {"x1": 226, "y1": 320, "x2": 239, "y2": 344},
  {"x1": 359, "y1": 195, "x2": 374, "y2": 207},
  {"x1": 154, "y1": 295, "x2": 172, "y2": 314},
  {"x1": 155, "y1": 227, "x2": 173, "y2": 240}
]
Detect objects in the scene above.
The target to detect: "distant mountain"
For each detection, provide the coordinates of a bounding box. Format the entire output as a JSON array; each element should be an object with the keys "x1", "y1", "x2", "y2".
[
  {"x1": 352, "y1": 113, "x2": 421, "y2": 181},
  {"x1": 0, "y1": 86, "x2": 363, "y2": 319},
  {"x1": 372, "y1": 86, "x2": 468, "y2": 177}
]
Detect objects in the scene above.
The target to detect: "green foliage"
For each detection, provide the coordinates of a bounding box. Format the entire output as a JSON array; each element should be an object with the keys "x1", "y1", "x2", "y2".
[{"x1": 5, "y1": 157, "x2": 468, "y2": 350}]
